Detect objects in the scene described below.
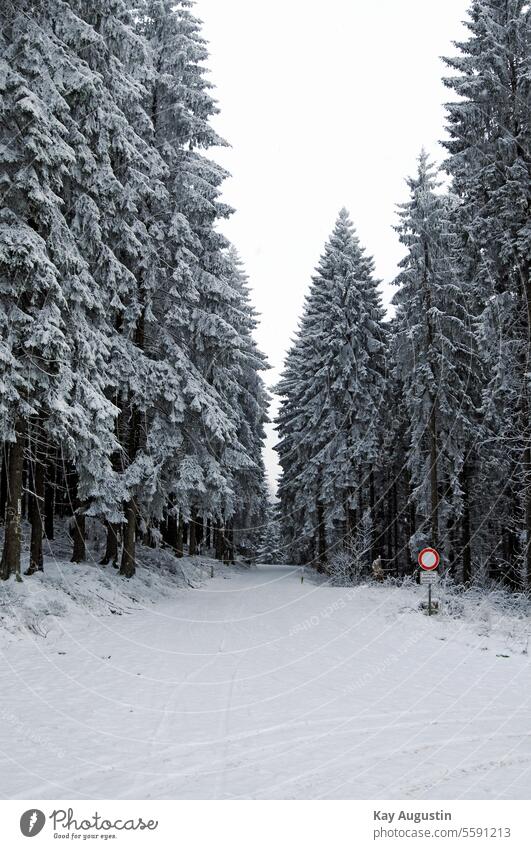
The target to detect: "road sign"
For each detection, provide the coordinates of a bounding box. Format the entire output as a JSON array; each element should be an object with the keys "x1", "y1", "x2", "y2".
[
  {"x1": 418, "y1": 548, "x2": 440, "y2": 616},
  {"x1": 420, "y1": 571, "x2": 439, "y2": 585},
  {"x1": 418, "y1": 547, "x2": 440, "y2": 571}
]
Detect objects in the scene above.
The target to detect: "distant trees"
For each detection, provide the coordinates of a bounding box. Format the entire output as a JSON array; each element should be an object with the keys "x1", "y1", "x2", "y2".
[
  {"x1": 256, "y1": 501, "x2": 283, "y2": 565},
  {"x1": 0, "y1": 0, "x2": 268, "y2": 579}
]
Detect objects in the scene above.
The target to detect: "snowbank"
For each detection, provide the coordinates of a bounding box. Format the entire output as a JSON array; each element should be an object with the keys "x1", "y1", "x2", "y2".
[
  {"x1": 0, "y1": 521, "x2": 219, "y2": 642},
  {"x1": 352, "y1": 575, "x2": 531, "y2": 658}
]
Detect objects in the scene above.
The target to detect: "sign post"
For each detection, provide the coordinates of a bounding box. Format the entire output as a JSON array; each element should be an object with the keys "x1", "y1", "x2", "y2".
[{"x1": 418, "y1": 547, "x2": 440, "y2": 616}]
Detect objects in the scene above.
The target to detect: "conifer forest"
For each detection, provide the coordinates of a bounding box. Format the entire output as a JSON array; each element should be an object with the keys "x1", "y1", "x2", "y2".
[{"x1": 2, "y1": 0, "x2": 529, "y2": 590}]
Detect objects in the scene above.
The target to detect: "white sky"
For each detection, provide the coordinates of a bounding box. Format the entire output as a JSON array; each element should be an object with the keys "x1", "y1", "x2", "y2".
[{"x1": 196, "y1": 0, "x2": 470, "y2": 490}]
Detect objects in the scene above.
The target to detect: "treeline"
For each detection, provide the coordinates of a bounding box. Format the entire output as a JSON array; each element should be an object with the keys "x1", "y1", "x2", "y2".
[
  {"x1": 0, "y1": 0, "x2": 269, "y2": 580},
  {"x1": 276, "y1": 1, "x2": 531, "y2": 588}
]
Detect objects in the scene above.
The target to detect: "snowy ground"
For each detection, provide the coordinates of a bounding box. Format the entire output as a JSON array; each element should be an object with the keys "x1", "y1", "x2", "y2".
[{"x1": 1, "y1": 558, "x2": 531, "y2": 800}]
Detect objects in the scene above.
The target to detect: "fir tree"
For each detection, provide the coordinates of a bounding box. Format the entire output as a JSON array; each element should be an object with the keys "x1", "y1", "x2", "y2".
[
  {"x1": 443, "y1": 0, "x2": 531, "y2": 584},
  {"x1": 392, "y1": 151, "x2": 482, "y2": 575},
  {"x1": 276, "y1": 210, "x2": 387, "y2": 568},
  {"x1": 137, "y1": 1, "x2": 268, "y2": 559},
  {"x1": 0, "y1": 3, "x2": 119, "y2": 578},
  {"x1": 256, "y1": 501, "x2": 283, "y2": 565},
  {"x1": 57, "y1": 0, "x2": 172, "y2": 575}
]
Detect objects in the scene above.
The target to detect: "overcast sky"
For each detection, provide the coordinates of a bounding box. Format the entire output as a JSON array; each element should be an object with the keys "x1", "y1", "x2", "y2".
[{"x1": 195, "y1": 0, "x2": 470, "y2": 489}]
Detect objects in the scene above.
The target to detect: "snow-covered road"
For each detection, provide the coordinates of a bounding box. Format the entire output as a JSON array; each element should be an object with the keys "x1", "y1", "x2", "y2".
[{"x1": 1, "y1": 565, "x2": 530, "y2": 799}]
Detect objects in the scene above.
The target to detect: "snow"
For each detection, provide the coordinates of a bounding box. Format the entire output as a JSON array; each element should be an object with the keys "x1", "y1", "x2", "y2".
[
  {"x1": 1, "y1": 562, "x2": 530, "y2": 800},
  {"x1": 0, "y1": 530, "x2": 209, "y2": 640}
]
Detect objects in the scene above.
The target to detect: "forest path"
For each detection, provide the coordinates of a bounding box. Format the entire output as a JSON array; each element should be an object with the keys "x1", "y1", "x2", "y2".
[{"x1": 1, "y1": 564, "x2": 530, "y2": 799}]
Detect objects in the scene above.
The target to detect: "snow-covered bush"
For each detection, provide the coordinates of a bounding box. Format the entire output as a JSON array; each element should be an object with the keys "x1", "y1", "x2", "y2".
[
  {"x1": 329, "y1": 551, "x2": 352, "y2": 586},
  {"x1": 329, "y1": 549, "x2": 366, "y2": 586},
  {"x1": 433, "y1": 576, "x2": 531, "y2": 653}
]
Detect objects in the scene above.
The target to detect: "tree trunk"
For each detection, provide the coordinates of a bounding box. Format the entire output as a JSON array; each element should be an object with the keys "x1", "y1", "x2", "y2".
[
  {"x1": 176, "y1": 515, "x2": 184, "y2": 558},
  {"x1": 518, "y1": 259, "x2": 531, "y2": 586},
  {"x1": 55, "y1": 458, "x2": 68, "y2": 518},
  {"x1": 189, "y1": 509, "x2": 197, "y2": 556},
  {"x1": 205, "y1": 518, "x2": 211, "y2": 549},
  {"x1": 524, "y1": 443, "x2": 531, "y2": 586},
  {"x1": 447, "y1": 508, "x2": 457, "y2": 578},
  {"x1": 101, "y1": 521, "x2": 119, "y2": 567},
  {"x1": 68, "y1": 470, "x2": 86, "y2": 563},
  {"x1": 215, "y1": 524, "x2": 224, "y2": 560},
  {"x1": 71, "y1": 513, "x2": 86, "y2": 563},
  {"x1": 197, "y1": 515, "x2": 204, "y2": 547},
  {"x1": 461, "y1": 463, "x2": 472, "y2": 584},
  {"x1": 225, "y1": 520, "x2": 234, "y2": 564},
  {"x1": 21, "y1": 449, "x2": 29, "y2": 521},
  {"x1": 0, "y1": 445, "x2": 7, "y2": 525},
  {"x1": 166, "y1": 508, "x2": 178, "y2": 551},
  {"x1": 317, "y1": 499, "x2": 327, "y2": 567},
  {"x1": 406, "y1": 469, "x2": 416, "y2": 573},
  {"x1": 44, "y1": 446, "x2": 55, "y2": 540},
  {"x1": 119, "y1": 403, "x2": 142, "y2": 577},
  {"x1": 0, "y1": 418, "x2": 26, "y2": 581},
  {"x1": 369, "y1": 470, "x2": 376, "y2": 561},
  {"x1": 386, "y1": 482, "x2": 393, "y2": 567},
  {"x1": 429, "y1": 404, "x2": 439, "y2": 545},
  {"x1": 28, "y1": 423, "x2": 45, "y2": 574},
  {"x1": 505, "y1": 524, "x2": 517, "y2": 586},
  {"x1": 343, "y1": 496, "x2": 350, "y2": 550},
  {"x1": 392, "y1": 481, "x2": 399, "y2": 574},
  {"x1": 120, "y1": 500, "x2": 136, "y2": 577},
  {"x1": 344, "y1": 491, "x2": 355, "y2": 551}
]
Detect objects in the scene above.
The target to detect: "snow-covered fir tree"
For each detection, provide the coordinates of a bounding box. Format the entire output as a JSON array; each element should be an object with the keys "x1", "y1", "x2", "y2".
[
  {"x1": 225, "y1": 248, "x2": 270, "y2": 556},
  {"x1": 392, "y1": 151, "x2": 482, "y2": 577},
  {"x1": 0, "y1": 0, "x2": 269, "y2": 580},
  {"x1": 60, "y1": 0, "x2": 171, "y2": 576},
  {"x1": 136, "y1": 1, "x2": 269, "y2": 564},
  {"x1": 443, "y1": 0, "x2": 531, "y2": 586},
  {"x1": 276, "y1": 210, "x2": 387, "y2": 569},
  {"x1": 255, "y1": 501, "x2": 283, "y2": 566},
  {"x1": 0, "y1": 2, "x2": 121, "y2": 578}
]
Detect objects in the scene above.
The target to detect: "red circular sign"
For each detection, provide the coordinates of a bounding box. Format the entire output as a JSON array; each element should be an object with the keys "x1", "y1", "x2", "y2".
[{"x1": 418, "y1": 547, "x2": 440, "y2": 571}]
